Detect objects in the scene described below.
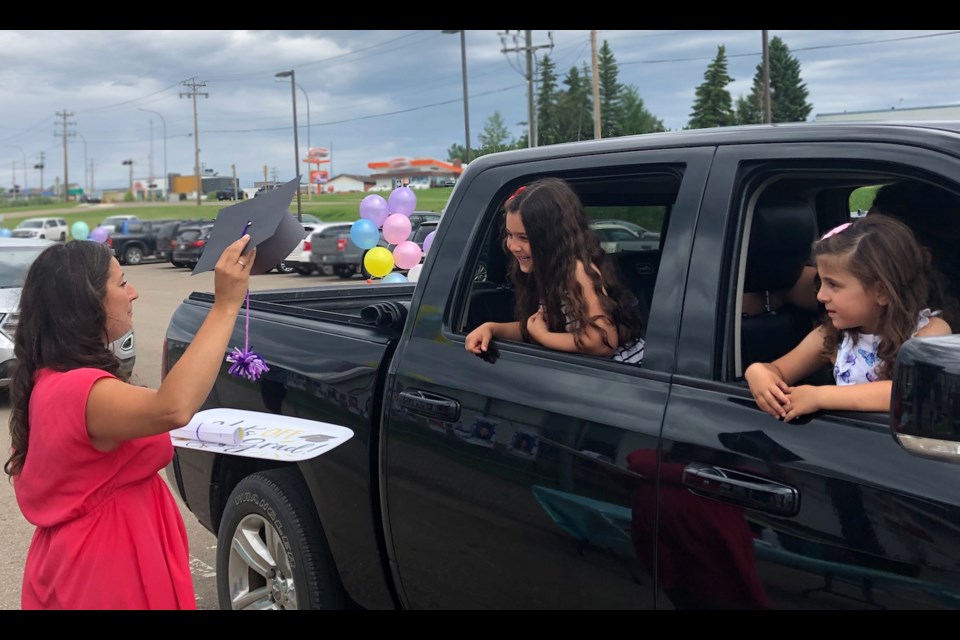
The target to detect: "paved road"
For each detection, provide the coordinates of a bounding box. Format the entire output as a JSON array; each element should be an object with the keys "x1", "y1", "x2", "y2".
[{"x1": 0, "y1": 257, "x2": 365, "y2": 609}]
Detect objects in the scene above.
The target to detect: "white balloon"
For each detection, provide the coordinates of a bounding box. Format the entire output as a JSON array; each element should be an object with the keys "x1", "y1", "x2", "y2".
[{"x1": 407, "y1": 264, "x2": 423, "y2": 283}]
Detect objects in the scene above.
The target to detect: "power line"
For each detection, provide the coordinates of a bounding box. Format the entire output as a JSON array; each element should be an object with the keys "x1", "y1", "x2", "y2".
[{"x1": 619, "y1": 30, "x2": 960, "y2": 66}]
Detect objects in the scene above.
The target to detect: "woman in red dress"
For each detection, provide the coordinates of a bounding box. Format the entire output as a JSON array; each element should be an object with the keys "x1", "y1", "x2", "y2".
[{"x1": 5, "y1": 233, "x2": 255, "y2": 609}]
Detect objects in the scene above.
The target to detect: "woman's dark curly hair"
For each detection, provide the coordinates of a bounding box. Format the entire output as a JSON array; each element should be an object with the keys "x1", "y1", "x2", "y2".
[
  {"x1": 503, "y1": 177, "x2": 645, "y2": 352},
  {"x1": 5, "y1": 241, "x2": 125, "y2": 478},
  {"x1": 813, "y1": 214, "x2": 930, "y2": 379}
]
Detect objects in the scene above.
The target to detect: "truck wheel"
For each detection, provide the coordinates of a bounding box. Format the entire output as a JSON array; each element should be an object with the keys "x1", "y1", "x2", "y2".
[
  {"x1": 123, "y1": 246, "x2": 144, "y2": 265},
  {"x1": 295, "y1": 265, "x2": 314, "y2": 276},
  {"x1": 60, "y1": 232, "x2": 66, "y2": 242},
  {"x1": 172, "y1": 261, "x2": 186, "y2": 268},
  {"x1": 359, "y1": 252, "x2": 372, "y2": 279},
  {"x1": 217, "y1": 468, "x2": 346, "y2": 610},
  {"x1": 333, "y1": 265, "x2": 356, "y2": 279},
  {"x1": 275, "y1": 261, "x2": 297, "y2": 274}
]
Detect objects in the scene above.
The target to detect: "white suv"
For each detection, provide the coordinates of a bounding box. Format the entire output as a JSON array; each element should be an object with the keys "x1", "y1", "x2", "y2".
[
  {"x1": 11, "y1": 217, "x2": 68, "y2": 242},
  {"x1": 0, "y1": 238, "x2": 136, "y2": 387}
]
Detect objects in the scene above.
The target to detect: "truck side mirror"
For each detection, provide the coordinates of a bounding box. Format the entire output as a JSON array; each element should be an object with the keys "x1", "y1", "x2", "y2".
[{"x1": 890, "y1": 334, "x2": 960, "y2": 463}]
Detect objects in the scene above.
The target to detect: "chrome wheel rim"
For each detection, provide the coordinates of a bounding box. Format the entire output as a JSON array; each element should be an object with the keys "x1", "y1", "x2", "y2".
[{"x1": 226, "y1": 514, "x2": 297, "y2": 610}]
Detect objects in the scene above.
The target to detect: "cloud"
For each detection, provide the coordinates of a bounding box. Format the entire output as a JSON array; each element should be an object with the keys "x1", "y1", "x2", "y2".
[{"x1": 2, "y1": 29, "x2": 960, "y2": 191}]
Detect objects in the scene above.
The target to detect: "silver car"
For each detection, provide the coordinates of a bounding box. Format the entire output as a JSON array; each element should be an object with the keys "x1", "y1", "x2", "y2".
[{"x1": 0, "y1": 238, "x2": 135, "y2": 388}]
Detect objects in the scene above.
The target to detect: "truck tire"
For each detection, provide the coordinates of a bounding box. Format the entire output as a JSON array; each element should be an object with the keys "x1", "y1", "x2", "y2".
[
  {"x1": 275, "y1": 261, "x2": 296, "y2": 274},
  {"x1": 123, "y1": 246, "x2": 144, "y2": 265},
  {"x1": 216, "y1": 468, "x2": 346, "y2": 610},
  {"x1": 295, "y1": 265, "x2": 314, "y2": 276},
  {"x1": 333, "y1": 265, "x2": 356, "y2": 279}
]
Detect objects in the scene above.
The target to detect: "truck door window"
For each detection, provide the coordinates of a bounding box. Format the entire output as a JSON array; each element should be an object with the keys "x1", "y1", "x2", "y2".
[
  {"x1": 732, "y1": 167, "x2": 960, "y2": 389},
  {"x1": 460, "y1": 169, "x2": 681, "y2": 366}
]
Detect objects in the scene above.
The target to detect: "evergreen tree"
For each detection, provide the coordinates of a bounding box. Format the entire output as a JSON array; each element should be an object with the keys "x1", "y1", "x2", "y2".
[
  {"x1": 597, "y1": 41, "x2": 624, "y2": 138},
  {"x1": 619, "y1": 86, "x2": 666, "y2": 135},
  {"x1": 536, "y1": 55, "x2": 563, "y2": 146},
  {"x1": 447, "y1": 143, "x2": 467, "y2": 164},
  {"x1": 741, "y1": 36, "x2": 813, "y2": 124},
  {"x1": 735, "y1": 93, "x2": 762, "y2": 125},
  {"x1": 477, "y1": 111, "x2": 513, "y2": 155},
  {"x1": 688, "y1": 45, "x2": 736, "y2": 129},
  {"x1": 557, "y1": 63, "x2": 594, "y2": 142}
]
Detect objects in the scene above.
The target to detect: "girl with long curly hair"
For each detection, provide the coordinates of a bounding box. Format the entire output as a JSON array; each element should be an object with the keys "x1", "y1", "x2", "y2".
[
  {"x1": 745, "y1": 214, "x2": 951, "y2": 422},
  {"x1": 465, "y1": 177, "x2": 645, "y2": 364}
]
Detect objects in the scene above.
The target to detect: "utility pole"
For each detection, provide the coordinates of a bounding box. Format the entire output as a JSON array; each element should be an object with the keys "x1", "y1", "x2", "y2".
[
  {"x1": 591, "y1": 30, "x2": 602, "y2": 140},
  {"x1": 55, "y1": 110, "x2": 75, "y2": 202},
  {"x1": 180, "y1": 77, "x2": 208, "y2": 206},
  {"x1": 147, "y1": 118, "x2": 155, "y2": 201},
  {"x1": 89, "y1": 159, "x2": 96, "y2": 194},
  {"x1": 232, "y1": 163, "x2": 238, "y2": 201},
  {"x1": 499, "y1": 30, "x2": 554, "y2": 148},
  {"x1": 762, "y1": 30, "x2": 772, "y2": 124}
]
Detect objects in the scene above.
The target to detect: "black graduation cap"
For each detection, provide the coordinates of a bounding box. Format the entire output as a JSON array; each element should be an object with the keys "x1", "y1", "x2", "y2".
[{"x1": 192, "y1": 176, "x2": 304, "y2": 276}]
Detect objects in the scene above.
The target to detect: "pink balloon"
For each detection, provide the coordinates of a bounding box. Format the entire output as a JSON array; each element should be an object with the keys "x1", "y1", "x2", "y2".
[
  {"x1": 422, "y1": 230, "x2": 436, "y2": 255},
  {"x1": 90, "y1": 226, "x2": 110, "y2": 243},
  {"x1": 359, "y1": 194, "x2": 389, "y2": 228},
  {"x1": 388, "y1": 186, "x2": 417, "y2": 216},
  {"x1": 392, "y1": 240, "x2": 423, "y2": 270},
  {"x1": 382, "y1": 213, "x2": 412, "y2": 245}
]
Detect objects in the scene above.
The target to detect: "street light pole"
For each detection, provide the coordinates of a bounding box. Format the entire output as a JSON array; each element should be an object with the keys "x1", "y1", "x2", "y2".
[
  {"x1": 5, "y1": 145, "x2": 27, "y2": 201},
  {"x1": 74, "y1": 132, "x2": 88, "y2": 196},
  {"x1": 138, "y1": 108, "x2": 168, "y2": 200},
  {"x1": 275, "y1": 70, "x2": 302, "y2": 222},
  {"x1": 442, "y1": 30, "x2": 471, "y2": 163},
  {"x1": 296, "y1": 82, "x2": 311, "y2": 195}
]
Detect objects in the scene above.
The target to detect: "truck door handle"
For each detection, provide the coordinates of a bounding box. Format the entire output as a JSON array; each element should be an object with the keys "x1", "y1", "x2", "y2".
[
  {"x1": 682, "y1": 462, "x2": 800, "y2": 517},
  {"x1": 398, "y1": 390, "x2": 461, "y2": 422}
]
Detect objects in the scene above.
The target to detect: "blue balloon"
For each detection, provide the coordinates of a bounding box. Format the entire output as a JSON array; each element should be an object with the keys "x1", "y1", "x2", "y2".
[
  {"x1": 0, "y1": 228, "x2": 11, "y2": 237},
  {"x1": 71, "y1": 221, "x2": 90, "y2": 241},
  {"x1": 350, "y1": 218, "x2": 380, "y2": 250},
  {"x1": 381, "y1": 272, "x2": 408, "y2": 284}
]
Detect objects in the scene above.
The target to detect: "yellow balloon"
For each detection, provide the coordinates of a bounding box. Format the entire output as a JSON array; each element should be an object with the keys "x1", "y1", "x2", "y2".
[{"x1": 364, "y1": 247, "x2": 394, "y2": 278}]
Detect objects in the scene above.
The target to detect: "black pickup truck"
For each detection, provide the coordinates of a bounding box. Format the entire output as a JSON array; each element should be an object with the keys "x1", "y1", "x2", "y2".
[
  {"x1": 109, "y1": 218, "x2": 177, "y2": 265},
  {"x1": 164, "y1": 122, "x2": 960, "y2": 610}
]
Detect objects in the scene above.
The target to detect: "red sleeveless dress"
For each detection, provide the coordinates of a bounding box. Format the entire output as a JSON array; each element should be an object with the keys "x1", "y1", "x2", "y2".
[{"x1": 14, "y1": 368, "x2": 196, "y2": 609}]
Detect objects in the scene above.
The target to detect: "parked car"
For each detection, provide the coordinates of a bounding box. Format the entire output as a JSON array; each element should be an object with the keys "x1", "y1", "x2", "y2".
[
  {"x1": 0, "y1": 238, "x2": 135, "y2": 386},
  {"x1": 11, "y1": 217, "x2": 68, "y2": 242},
  {"x1": 170, "y1": 222, "x2": 215, "y2": 269},
  {"x1": 79, "y1": 194, "x2": 102, "y2": 204},
  {"x1": 310, "y1": 212, "x2": 441, "y2": 279},
  {"x1": 107, "y1": 219, "x2": 178, "y2": 265},
  {"x1": 216, "y1": 189, "x2": 244, "y2": 201},
  {"x1": 590, "y1": 220, "x2": 661, "y2": 253},
  {"x1": 99, "y1": 215, "x2": 141, "y2": 233},
  {"x1": 157, "y1": 219, "x2": 215, "y2": 264},
  {"x1": 276, "y1": 223, "x2": 318, "y2": 274},
  {"x1": 294, "y1": 222, "x2": 353, "y2": 276},
  {"x1": 253, "y1": 184, "x2": 281, "y2": 198}
]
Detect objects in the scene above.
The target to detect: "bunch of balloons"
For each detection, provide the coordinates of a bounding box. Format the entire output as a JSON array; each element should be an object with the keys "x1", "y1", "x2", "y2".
[
  {"x1": 350, "y1": 186, "x2": 424, "y2": 283},
  {"x1": 69, "y1": 221, "x2": 111, "y2": 243}
]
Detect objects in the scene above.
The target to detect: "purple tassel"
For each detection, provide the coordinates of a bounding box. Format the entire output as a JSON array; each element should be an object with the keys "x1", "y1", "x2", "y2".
[{"x1": 226, "y1": 290, "x2": 269, "y2": 381}]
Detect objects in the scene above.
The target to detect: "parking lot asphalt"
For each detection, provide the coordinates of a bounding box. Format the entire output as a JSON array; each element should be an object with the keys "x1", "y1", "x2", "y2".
[{"x1": 0, "y1": 257, "x2": 366, "y2": 610}]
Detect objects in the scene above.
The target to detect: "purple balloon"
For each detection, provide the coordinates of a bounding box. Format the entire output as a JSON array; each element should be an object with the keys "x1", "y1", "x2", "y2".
[
  {"x1": 422, "y1": 230, "x2": 436, "y2": 256},
  {"x1": 382, "y1": 213, "x2": 412, "y2": 245},
  {"x1": 89, "y1": 226, "x2": 110, "y2": 243},
  {"x1": 359, "y1": 194, "x2": 389, "y2": 228},
  {"x1": 388, "y1": 186, "x2": 417, "y2": 216},
  {"x1": 392, "y1": 240, "x2": 423, "y2": 270}
]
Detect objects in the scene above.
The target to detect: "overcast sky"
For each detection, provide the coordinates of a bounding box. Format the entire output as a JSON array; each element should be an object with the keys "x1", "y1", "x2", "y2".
[{"x1": 2, "y1": 29, "x2": 959, "y2": 194}]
